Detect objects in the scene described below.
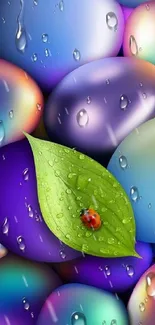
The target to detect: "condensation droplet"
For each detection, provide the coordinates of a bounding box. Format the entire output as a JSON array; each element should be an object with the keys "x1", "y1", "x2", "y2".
[
  {"x1": 73, "y1": 49, "x2": 81, "y2": 61},
  {"x1": 2, "y1": 218, "x2": 9, "y2": 235},
  {"x1": 59, "y1": 0, "x2": 64, "y2": 11},
  {"x1": 22, "y1": 297, "x2": 30, "y2": 310},
  {"x1": 0, "y1": 120, "x2": 5, "y2": 146},
  {"x1": 59, "y1": 250, "x2": 66, "y2": 259},
  {"x1": 105, "y1": 265, "x2": 111, "y2": 276},
  {"x1": 71, "y1": 312, "x2": 86, "y2": 325},
  {"x1": 120, "y1": 95, "x2": 129, "y2": 110},
  {"x1": 129, "y1": 35, "x2": 138, "y2": 56},
  {"x1": 32, "y1": 53, "x2": 38, "y2": 62},
  {"x1": 139, "y1": 302, "x2": 145, "y2": 312},
  {"x1": 130, "y1": 186, "x2": 139, "y2": 202},
  {"x1": 77, "y1": 109, "x2": 89, "y2": 127},
  {"x1": 106, "y1": 12, "x2": 118, "y2": 31},
  {"x1": 126, "y1": 265, "x2": 134, "y2": 277},
  {"x1": 9, "y1": 110, "x2": 14, "y2": 119},
  {"x1": 17, "y1": 236, "x2": 26, "y2": 252},
  {"x1": 42, "y1": 33, "x2": 48, "y2": 43},
  {"x1": 119, "y1": 155, "x2": 128, "y2": 169},
  {"x1": 15, "y1": 0, "x2": 27, "y2": 53},
  {"x1": 146, "y1": 273, "x2": 155, "y2": 297},
  {"x1": 23, "y1": 168, "x2": 29, "y2": 181}
]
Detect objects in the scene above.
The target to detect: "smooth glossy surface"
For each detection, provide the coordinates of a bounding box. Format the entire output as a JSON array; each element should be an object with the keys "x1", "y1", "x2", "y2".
[
  {"x1": 118, "y1": 0, "x2": 152, "y2": 8},
  {"x1": 123, "y1": 2, "x2": 155, "y2": 64},
  {"x1": 0, "y1": 59, "x2": 43, "y2": 147},
  {"x1": 0, "y1": 139, "x2": 81, "y2": 262},
  {"x1": 0, "y1": 243, "x2": 8, "y2": 259},
  {"x1": 108, "y1": 119, "x2": 155, "y2": 243},
  {"x1": 54, "y1": 241, "x2": 153, "y2": 293},
  {"x1": 0, "y1": 0, "x2": 124, "y2": 91},
  {"x1": 0, "y1": 253, "x2": 62, "y2": 325},
  {"x1": 128, "y1": 264, "x2": 155, "y2": 325},
  {"x1": 37, "y1": 283, "x2": 129, "y2": 325},
  {"x1": 45, "y1": 57, "x2": 155, "y2": 166}
]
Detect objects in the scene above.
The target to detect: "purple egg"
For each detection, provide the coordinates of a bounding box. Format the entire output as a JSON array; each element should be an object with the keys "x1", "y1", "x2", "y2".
[
  {"x1": 0, "y1": 139, "x2": 80, "y2": 262},
  {"x1": 0, "y1": 253, "x2": 62, "y2": 325},
  {"x1": 44, "y1": 57, "x2": 155, "y2": 166},
  {"x1": 53, "y1": 241, "x2": 153, "y2": 293}
]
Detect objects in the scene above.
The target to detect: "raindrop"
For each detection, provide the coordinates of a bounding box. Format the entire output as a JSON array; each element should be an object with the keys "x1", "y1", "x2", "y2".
[
  {"x1": 139, "y1": 302, "x2": 145, "y2": 312},
  {"x1": 87, "y1": 96, "x2": 91, "y2": 104},
  {"x1": 73, "y1": 49, "x2": 81, "y2": 61},
  {"x1": 45, "y1": 48, "x2": 50, "y2": 57},
  {"x1": 27, "y1": 205, "x2": 33, "y2": 218},
  {"x1": 120, "y1": 94, "x2": 129, "y2": 110},
  {"x1": 9, "y1": 110, "x2": 14, "y2": 119},
  {"x1": 106, "y1": 12, "x2": 118, "y2": 31},
  {"x1": 119, "y1": 155, "x2": 128, "y2": 169},
  {"x1": 129, "y1": 35, "x2": 138, "y2": 56},
  {"x1": 42, "y1": 33, "x2": 48, "y2": 43},
  {"x1": 17, "y1": 236, "x2": 26, "y2": 252},
  {"x1": 23, "y1": 168, "x2": 29, "y2": 181},
  {"x1": 130, "y1": 186, "x2": 139, "y2": 202},
  {"x1": 148, "y1": 203, "x2": 152, "y2": 209},
  {"x1": 2, "y1": 17, "x2": 5, "y2": 23},
  {"x1": 126, "y1": 265, "x2": 134, "y2": 277},
  {"x1": 108, "y1": 237, "x2": 114, "y2": 245},
  {"x1": 59, "y1": 250, "x2": 66, "y2": 259},
  {"x1": 2, "y1": 218, "x2": 9, "y2": 235},
  {"x1": 146, "y1": 273, "x2": 155, "y2": 297},
  {"x1": 0, "y1": 120, "x2": 5, "y2": 146},
  {"x1": 105, "y1": 265, "x2": 111, "y2": 276},
  {"x1": 76, "y1": 109, "x2": 89, "y2": 127},
  {"x1": 22, "y1": 298, "x2": 30, "y2": 310},
  {"x1": 32, "y1": 53, "x2": 38, "y2": 62},
  {"x1": 59, "y1": 0, "x2": 64, "y2": 11},
  {"x1": 34, "y1": 0, "x2": 38, "y2": 5},
  {"x1": 71, "y1": 312, "x2": 86, "y2": 325},
  {"x1": 15, "y1": 0, "x2": 27, "y2": 53}
]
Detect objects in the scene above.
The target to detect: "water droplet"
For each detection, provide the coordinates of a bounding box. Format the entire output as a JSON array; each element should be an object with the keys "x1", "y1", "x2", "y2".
[
  {"x1": 105, "y1": 265, "x2": 111, "y2": 276},
  {"x1": 146, "y1": 273, "x2": 155, "y2": 297},
  {"x1": 130, "y1": 186, "x2": 139, "y2": 202},
  {"x1": 143, "y1": 92, "x2": 147, "y2": 99},
  {"x1": 120, "y1": 95, "x2": 129, "y2": 110},
  {"x1": 148, "y1": 203, "x2": 152, "y2": 209},
  {"x1": 66, "y1": 189, "x2": 72, "y2": 194},
  {"x1": 129, "y1": 35, "x2": 138, "y2": 56},
  {"x1": 99, "y1": 266, "x2": 103, "y2": 271},
  {"x1": 54, "y1": 170, "x2": 60, "y2": 177},
  {"x1": 9, "y1": 110, "x2": 14, "y2": 119},
  {"x1": 145, "y1": 4, "x2": 150, "y2": 10},
  {"x1": 34, "y1": 0, "x2": 38, "y2": 5},
  {"x1": 27, "y1": 205, "x2": 33, "y2": 218},
  {"x1": 102, "y1": 321, "x2": 107, "y2": 325},
  {"x1": 59, "y1": 0, "x2": 64, "y2": 11},
  {"x1": 15, "y1": 0, "x2": 27, "y2": 53},
  {"x1": 139, "y1": 302, "x2": 145, "y2": 312},
  {"x1": 2, "y1": 17, "x2": 5, "y2": 23},
  {"x1": 87, "y1": 96, "x2": 91, "y2": 104},
  {"x1": 17, "y1": 236, "x2": 26, "y2": 252},
  {"x1": 79, "y1": 154, "x2": 85, "y2": 160},
  {"x1": 106, "y1": 12, "x2": 118, "y2": 31},
  {"x1": 71, "y1": 312, "x2": 86, "y2": 325},
  {"x1": 111, "y1": 321, "x2": 117, "y2": 325},
  {"x1": 73, "y1": 49, "x2": 81, "y2": 61},
  {"x1": 82, "y1": 244, "x2": 88, "y2": 252},
  {"x1": 23, "y1": 168, "x2": 29, "y2": 181},
  {"x1": 2, "y1": 218, "x2": 9, "y2": 235},
  {"x1": 32, "y1": 53, "x2": 38, "y2": 62},
  {"x1": 108, "y1": 237, "x2": 114, "y2": 245},
  {"x1": 37, "y1": 103, "x2": 42, "y2": 111},
  {"x1": 122, "y1": 217, "x2": 131, "y2": 224},
  {"x1": 42, "y1": 33, "x2": 48, "y2": 43},
  {"x1": 76, "y1": 109, "x2": 89, "y2": 128},
  {"x1": 126, "y1": 265, "x2": 134, "y2": 277},
  {"x1": 0, "y1": 121, "x2": 5, "y2": 146},
  {"x1": 45, "y1": 48, "x2": 50, "y2": 57},
  {"x1": 106, "y1": 79, "x2": 110, "y2": 85},
  {"x1": 22, "y1": 298, "x2": 30, "y2": 310},
  {"x1": 68, "y1": 172, "x2": 76, "y2": 179},
  {"x1": 119, "y1": 155, "x2": 128, "y2": 169},
  {"x1": 59, "y1": 250, "x2": 66, "y2": 259},
  {"x1": 65, "y1": 234, "x2": 71, "y2": 240}
]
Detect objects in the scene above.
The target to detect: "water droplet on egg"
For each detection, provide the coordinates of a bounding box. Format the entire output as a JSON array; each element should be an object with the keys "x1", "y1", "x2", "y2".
[
  {"x1": 126, "y1": 265, "x2": 134, "y2": 277},
  {"x1": 146, "y1": 273, "x2": 155, "y2": 297},
  {"x1": 106, "y1": 12, "x2": 118, "y2": 31},
  {"x1": 34, "y1": 0, "x2": 38, "y2": 5},
  {"x1": 59, "y1": 0, "x2": 64, "y2": 11},
  {"x1": 71, "y1": 312, "x2": 86, "y2": 325},
  {"x1": 77, "y1": 109, "x2": 89, "y2": 127},
  {"x1": 23, "y1": 168, "x2": 29, "y2": 181},
  {"x1": 87, "y1": 96, "x2": 91, "y2": 104},
  {"x1": 42, "y1": 33, "x2": 48, "y2": 43},
  {"x1": 129, "y1": 35, "x2": 138, "y2": 56},
  {"x1": 17, "y1": 236, "x2": 26, "y2": 252},
  {"x1": 130, "y1": 186, "x2": 139, "y2": 202},
  {"x1": 15, "y1": 0, "x2": 27, "y2": 53},
  {"x1": 0, "y1": 120, "x2": 5, "y2": 146},
  {"x1": 59, "y1": 250, "x2": 66, "y2": 259},
  {"x1": 9, "y1": 110, "x2": 14, "y2": 119},
  {"x1": 45, "y1": 48, "x2": 50, "y2": 57},
  {"x1": 139, "y1": 302, "x2": 145, "y2": 312},
  {"x1": 73, "y1": 49, "x2": 81, "y2": 61},
  {"x1": 119, "y1": 155, "x2": 128, "y2": 169},
  {"x1": 105, "y1": 265, "x2": 111, "y2": 276},
  {"x1": 22, "y1": 297, "x2": 30, "y2": 310},
  {"x1": 32, "y1": 53, "x2": 38, "y2": 62},
  {"x1": 120, "y1": 95, "x2": 129, "y2": 110},
  {"x1": 2, "y1": 218, "x2": 9, "y2": 235},
  {"x1": 148, "y1": 203, "x2": 152, "y2": 209},
  {"x1": 27, "y1": 205, "x2": 33, "y2": 218},
  {"x1": 111, "y1": 321, "x2": 117, "y2": 325}
]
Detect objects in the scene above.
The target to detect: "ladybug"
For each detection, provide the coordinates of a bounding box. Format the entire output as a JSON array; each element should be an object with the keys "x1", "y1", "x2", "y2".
[{"x1": 80, "y1": 208, "x2": 101, "y2": 230}]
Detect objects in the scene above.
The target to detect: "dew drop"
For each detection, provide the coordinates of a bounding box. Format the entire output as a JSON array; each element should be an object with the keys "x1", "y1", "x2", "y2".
[
  {"x1": 0, "y1": 120, "x2": 5, "y2": 146},
  {"x1": 59, "y1": 250, "x2": 66, "y2": 259},
  {"x1": 108, "y1": 237, "x2": 114, "y2": 245},
  {"x1": 34, "y1": 0, "x2": 38, "y2": 5},
  {"x1": 119, "y1": 155, "x2": 128, "y2": 169},
  {"x1": 65, "y1": 234, "x2": 71, "y2": 240},
  {"x1": 105, "y1": 265, "x2": 111, "y2": 276},
  {"x1": 15, "y1": 0, "x2": 27, "y2": 53},
  {"x1": 27, "y1": 205, "x2": 33, "y2": 218},
  {"x1": 106, "y1": 12, "x2": 118, "y2": 31},
  {"x1": 32, "y1": 53, "x2": 38, "y2": 62},
  {"x1": 45, "y1": 48, "x2": 50, "y2": 57},
  {"x1": 87, "y1": 96, "x2": 91, "y2": 104},
  {"x1": 73, "y1": 49, "x2": 81, "y2": 61},
  {"x1": 126, "y1": 265, "x2": 134, "y2": 277},
  {"x1": 71, "y1": 312, "x2": 86, "y2": 325},
  {"x1": 66, "y1": 189, "x2": 72, "y2": 194},
  {"x1": 130, "y1": 186, "x2": 139, "y2": 202},
  {"x1": 79, "y1": 154, "x2": 85, "y2": 160},
  {"x1": 146, "y1": 273, "x2": 155, "y2": 297},
  {"x1": 148, "y1": 203, "x2": 152, "y2": 209},
  {"x1": 9, "y1": 110, "x2": 14, "y2": 119},
  {"x1": 129, "y1": 35, "x2": 138, "y2": 56},
  {"x1": 2, "y1": 218, "x2": 9, "y2": 235},
  {"x1": 17, "y1": 236, "x2": 26, "y2": 252},
  {"x1": 23, "y1": 168, "x2": 29, "y2": 181},
  {"x1": 76, "y1": 109, "x2": 89, "y2": 127},
  {"x1": 111, "y1": 321, "x2": 117, "y2": 325},
  {"x1": 139, "y1": 302, "x2": 145, "y2": 312},
  {"x1": 59, "y1": 0, "x2": 64, "y2": 11},
  {"x1": 120, "y1": 95, "x2": 129, "y2": 110},
  {"x1": 37, "y1": 103, "x2": 42, "y2": 111},
  {"x1": 42, "y1": 33, "x2": 48, "y2": 43},
  {"x1": 22, "y1": 298, "x2": 30, "y2": 310}
]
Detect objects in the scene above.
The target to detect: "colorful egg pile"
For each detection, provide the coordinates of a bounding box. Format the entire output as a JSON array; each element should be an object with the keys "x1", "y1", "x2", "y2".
[{"x1": 0, "y1": 0, "x2": 155, "y2": 323}]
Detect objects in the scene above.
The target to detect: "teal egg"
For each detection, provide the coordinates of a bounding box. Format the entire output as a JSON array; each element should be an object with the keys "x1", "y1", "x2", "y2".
[
  {"x1": 37, "y1": 283, "x2": 129, "y2": 325},
  {"x1": 108, "y1": 118, "x2": 155, "y2": 243}
]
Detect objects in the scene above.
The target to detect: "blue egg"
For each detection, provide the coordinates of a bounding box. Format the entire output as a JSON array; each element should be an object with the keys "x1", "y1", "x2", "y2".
[
  {"x1": 108, "y1": 118, "x2": 155, "y2": 243},
  {"x1": 0, "y1": 0, "x2": 124, "y2": 91},
  {"x1": 117, "y1": 0, "x2": 152, "y2": 8},
  {"x1": 37, "y1": 283, "x2": 129, "y2": 325}
]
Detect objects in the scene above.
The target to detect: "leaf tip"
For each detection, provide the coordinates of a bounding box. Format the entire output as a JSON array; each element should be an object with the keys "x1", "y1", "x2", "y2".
[{"x1": 133, "y1": 251, "x2": 142, "y2": 259}]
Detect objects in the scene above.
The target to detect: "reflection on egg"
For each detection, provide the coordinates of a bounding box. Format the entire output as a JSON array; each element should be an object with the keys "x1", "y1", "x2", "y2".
[
  {"x1": 0, "y1": 0, "x2": 124, "y2": 90},
  {"x1": 0, "y1": 59, "x2": 43, "y2": 147},
  {"x1": 123, "y1": 2, "x2": 155, "y2": 64}
]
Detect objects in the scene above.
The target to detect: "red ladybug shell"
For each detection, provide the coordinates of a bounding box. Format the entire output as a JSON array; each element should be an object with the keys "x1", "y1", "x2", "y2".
[{"x1": 80, "y1": 208, "x2": 101, "y2": 230}]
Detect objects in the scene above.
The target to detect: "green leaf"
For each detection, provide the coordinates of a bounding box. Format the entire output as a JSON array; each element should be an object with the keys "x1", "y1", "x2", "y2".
[{"x1": 25, "y1": 133, "x2": 140, "y2": 258}]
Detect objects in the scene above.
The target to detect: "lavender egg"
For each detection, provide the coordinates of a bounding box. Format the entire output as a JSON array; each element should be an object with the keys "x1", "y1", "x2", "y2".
[
  {"x1": 0, "y1": 0, "x2": 124, "y2": 91},
  {"x1": 53, "y1": 241, "x2": 153, "y2": 293},
  {"x1": 128, "y1": 264, "x2": 155, "y2": 325},
  {"x1": 0, "y1": 253, "x2": 62, "y2": 325},
  {"x1": 0, "y1": 139, "x2": 80, "y2": 262},
  {"x1": 44, "y1": 57, "x2": 155, "y2": 166}
]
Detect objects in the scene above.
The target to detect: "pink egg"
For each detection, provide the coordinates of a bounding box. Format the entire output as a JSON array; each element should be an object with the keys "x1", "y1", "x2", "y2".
[
  {"x1": 128, "y1": 264, "x2": 155, "y2": 324},
  {"x1": 0, "y1": 59, "x2": 43, "y2": 147}
]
